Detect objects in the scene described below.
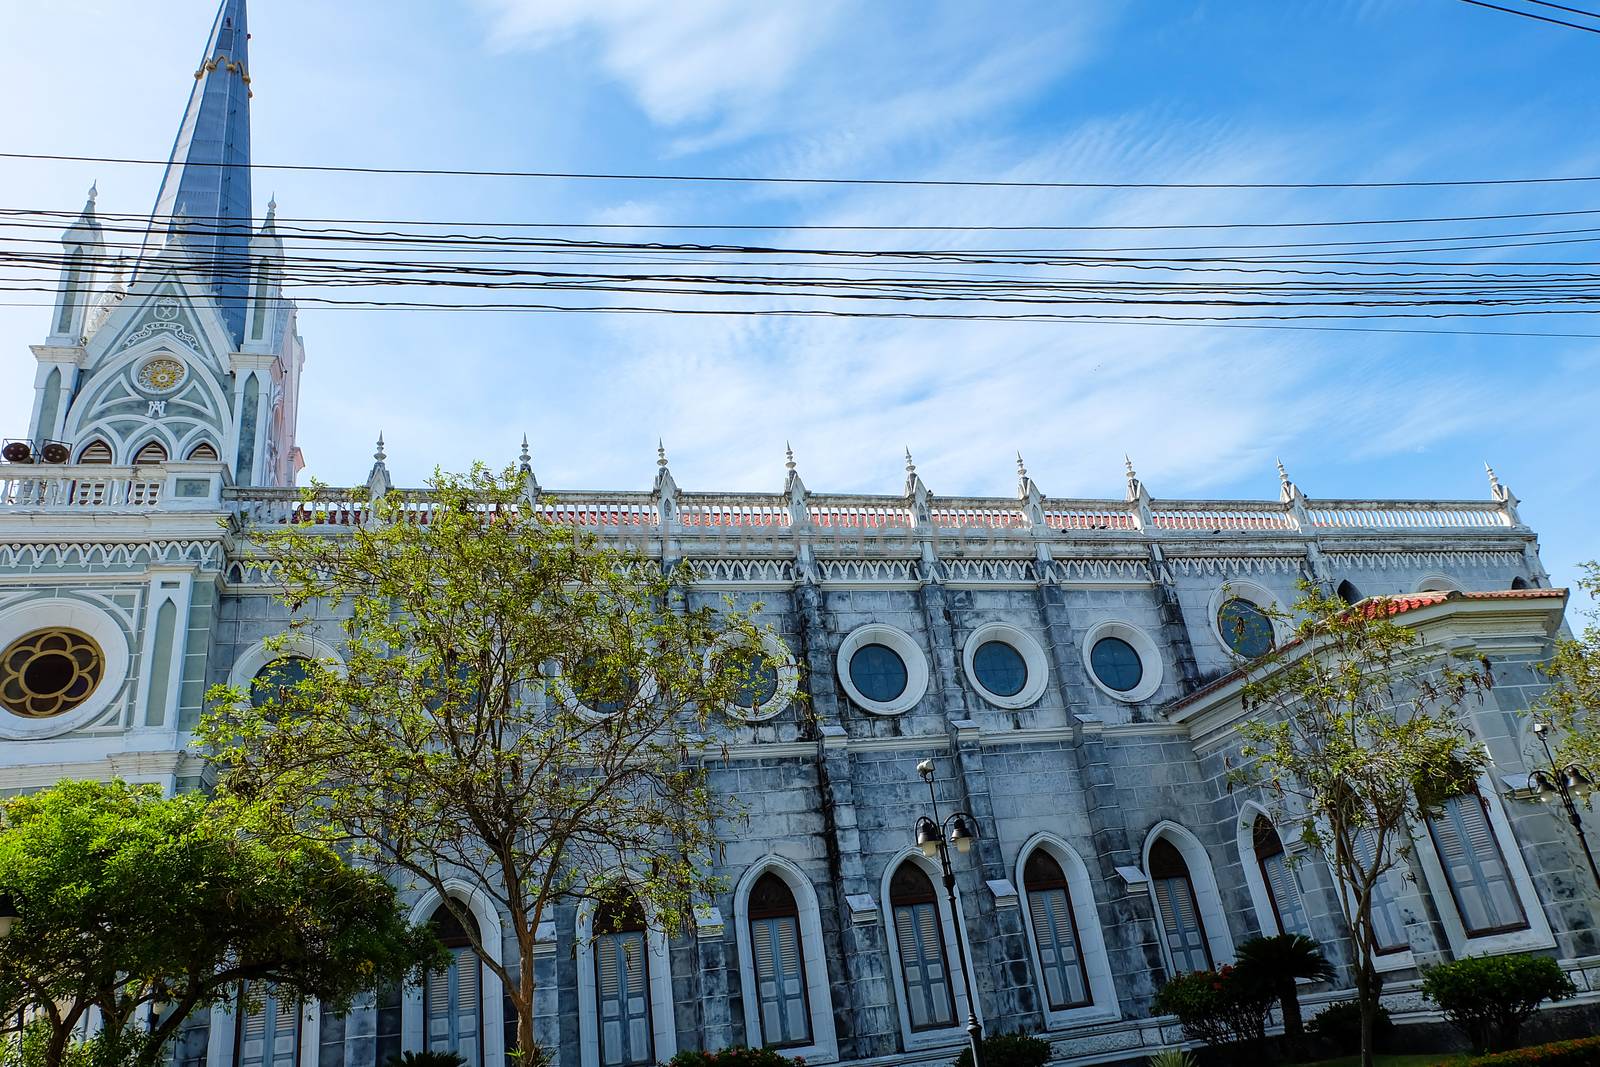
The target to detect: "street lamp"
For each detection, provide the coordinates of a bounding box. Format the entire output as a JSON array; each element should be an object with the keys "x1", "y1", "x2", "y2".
[
  {"x1": 1529, "y1": 722, "x2": 1600, "y2": 890},
  {"x1": 913, "y1": 758, "x2": 985, "y2": 1067},
  {"x1": 0, "y1": 892, "x2": 18, "y2": 939}
]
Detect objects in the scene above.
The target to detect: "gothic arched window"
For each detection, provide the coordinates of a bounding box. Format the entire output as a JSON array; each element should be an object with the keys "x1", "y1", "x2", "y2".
[
  {"x1": 747, "y1": 873, "x2": 811, "y2": 1048},
  {"x1": 232, "y1": 986, "x2": 301, "y2": 1067},
  {"x1": 1252, "y1": 817, "x2": 1311, "y2": 937},
  {"x1": 594, "y1": 894, "x2": 653, "y2": 1067},
  {"x1": 133, "y1": 440, "x2": 168, "y2": 466},
  {"x1": 1336, "y1": 580, "x2": 1362, "y2": 605},
  {"x1": 77, "y1": 439, "x2": 112, "y2": 465},
  {"x1": 427, "y1": 903, "x2": 483, "y2": 1067},
  {"x1": 1150, "y1": 838, "x2": 1213, "y2": 975},
  {"x1": 187, "y1": 442, "x2": 219, "y2": 461},
  {"x1": 250, "y1": 656, "x2": 311, "y2": 711},
  {"x1": 888, "y1": 862, "x2": 956, "y2": 1031},
  {"x1": 1022, "y1": 850, "x2": 1091, "y2": 1010}
]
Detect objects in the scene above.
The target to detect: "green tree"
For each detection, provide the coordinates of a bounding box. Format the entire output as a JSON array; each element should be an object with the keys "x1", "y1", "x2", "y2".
[
  {"x1": 1537, "y1": 562, "x2": 1600, "y2": 770},
  {"x1": 1232, "y1": 934, "x2": 1333, "y2": 1057},
  {"x1": 199, "y1": 466, "x2": 773, "y2": 1059},
  {"x1": 0, "y1": 779, "x2": 441, "y2": 1067},
  {"x1": 1420, "y1": 953, "x2": 1576, "y2": 1053},
  {"x1": 1228, "y1": 582, "x2": 1492, "y2": 1067}
]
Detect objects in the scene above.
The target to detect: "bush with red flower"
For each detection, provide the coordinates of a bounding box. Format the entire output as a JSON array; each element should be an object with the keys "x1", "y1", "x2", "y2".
[{"x1": 1151, "y1": 964, "x2": 1275, "y2": 1049}]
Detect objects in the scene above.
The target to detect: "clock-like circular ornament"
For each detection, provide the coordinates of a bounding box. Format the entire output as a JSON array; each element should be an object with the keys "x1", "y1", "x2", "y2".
[{"x1": 137, "y1": 356, "x2": 186, "y2": 393}]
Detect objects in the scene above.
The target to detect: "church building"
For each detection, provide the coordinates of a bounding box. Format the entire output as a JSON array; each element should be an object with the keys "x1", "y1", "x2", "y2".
[{"x1": 3, "y1": 3, "x2": 1597, "y2": 1066}]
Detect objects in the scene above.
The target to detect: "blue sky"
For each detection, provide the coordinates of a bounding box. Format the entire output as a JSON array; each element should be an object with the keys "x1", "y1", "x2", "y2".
[{"x1": 1, "y1": 0, "x2": 1596, "y2": 603}]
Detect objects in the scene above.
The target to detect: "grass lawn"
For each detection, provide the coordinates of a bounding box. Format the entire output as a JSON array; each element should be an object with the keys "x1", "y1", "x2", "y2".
[{"x1": 1292, "y1": 1056, "x2": 1468, "y2": 1066}]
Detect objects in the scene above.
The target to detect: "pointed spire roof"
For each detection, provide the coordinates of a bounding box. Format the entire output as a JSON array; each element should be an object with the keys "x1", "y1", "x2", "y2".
[{"x1": 142, "y1": 0, "x2": 254, "y2": 347}]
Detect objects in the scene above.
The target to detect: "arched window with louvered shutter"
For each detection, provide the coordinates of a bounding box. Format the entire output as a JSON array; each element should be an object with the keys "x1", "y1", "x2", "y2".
[
  {"x1": 1426, "y1": 792, "x2": 1529, "y2": 938},
  {"x1": 77, "y1": 439, "x2": 112, "y2": 464},
  {"x1": 888, "y1": 862, "x2": 957, "y2": 1031},
  {"x1": 133, "y1": 440, "x2": 168, "y2": 465},
  {"x1": 1252, "y1": 817, "x2": 1312, "y2": 938},
  {"x1": 1022, "y1": 850, "x2": 1091, "y2": 1010},
  {"x1": 187, "y1": 441, "x2": 219, "y2": 461},
  {"x1": 232, "y1": 985, "x2": 301, "y2": 1067},
  {"x1": 594, "y1": 895, "x2": 653, "y2": 1067},
  {"x1": 426, "y1": 903, "x2": 484, "y2": 1067},
  {"x1": 1352, "y1": 829, "x2": 1410, "y2": 954},
  {"x1": 746, "y1": 873, "x2": 812, "y2": 1048},
  {"x1": 1149, "y1": 838, "x2": 1213, "y2": 975}
]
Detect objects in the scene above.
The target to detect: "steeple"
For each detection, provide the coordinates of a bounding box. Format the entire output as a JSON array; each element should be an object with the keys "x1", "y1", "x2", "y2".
[{"x1": 141, "y1": 0, "x2": 254, "y2": 347}]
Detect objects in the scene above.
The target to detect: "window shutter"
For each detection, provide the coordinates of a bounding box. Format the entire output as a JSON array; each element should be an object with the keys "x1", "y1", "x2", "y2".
[
  {"x1": 1027, "y1": 886, "x2": 1088, "y2": 1009},
  {"x1": 1154, "y1": 876, "x2": 1211, "y2": 974},
  {"x1": 1261, "y1": 852, "x2": 1312, "y2": 937},
  {"x1": 1428, "y1": 796, "x2": 1528, "y2": 937},
  {"x1": 597, "y1": 931, "x2": 652, "y2": 1067},
  {"x1": 894, "y1": 902, "x2": 955, "y2": 1030}
]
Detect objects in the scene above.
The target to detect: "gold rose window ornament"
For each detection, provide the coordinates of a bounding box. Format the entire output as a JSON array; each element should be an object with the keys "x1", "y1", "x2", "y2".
[
  {"x1": 0, "y1": 629, "x2": 105, "y2": 718},
  {"x1": 137, "y1": 357, "x2": 186, "y2": 393}
]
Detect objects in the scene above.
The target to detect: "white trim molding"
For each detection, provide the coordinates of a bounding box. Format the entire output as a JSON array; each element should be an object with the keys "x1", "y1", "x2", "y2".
[
  {"x1": 705, "y1": 630, "x2": 801, "y2": 723},
  {"x1": 731, "y1": 857, "x2": 839, "y2": 1063},
  {"x1": 1142, "y1": 821, "x2": 1236, "y2": 974},
  {"x1": 880, "y1": 848, "x2": 980, "y2": 1052},
  {"x1": 0, "y1": 595, "x2": 132, "y2": 740},
  {"x1": 575, "y1": 877, "x2": 677, "y2": 1067},
  {"x1": 962, "y1": 622, "x2": 1050, "y2": 710},
  {"x1": 1014, "y1": 833, "x2": 1121, "y2": 1030},
  {"x1": 836, "y1": 624, "x2": 929, "y2": 716},
  {"x1": 1080, "y1": 620, "x2": 1164, "y2": 704},
  {"x1": 402, "y1": 882, "x2": 506, "y2": 1067}
]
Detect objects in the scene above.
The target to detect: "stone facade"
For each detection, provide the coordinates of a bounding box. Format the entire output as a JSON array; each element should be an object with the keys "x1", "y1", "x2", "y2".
[{"x1": 4, "y1": 3, "x2": 1600, "y2": 1067}]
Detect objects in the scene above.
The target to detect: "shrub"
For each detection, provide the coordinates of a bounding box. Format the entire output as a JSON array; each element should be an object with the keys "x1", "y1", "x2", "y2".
[
  {"x1": 1308, "y1": 1000, "x2": 1393, "y2": 1055},
  {"x1": 953, "y1": 1033, "x2": 1051, "y2": 1067},
  {"x1": 1429, "y1": 1034, "x2": 1600, "y2": 1065},
  {"x1": 1146, "y1": 1050, "x2": 1196, "y2": 1067},
  {"x1": 1232, "y1": 934, "x2": 1334, "y2": 1050},
  {"x1": 1420, "y1": 953, "x2": 1577, "y2": 1054},
  {"x1": 664, "y1": 1049, "x2": 806, "y2": 1067},
  {"x1": 1152, "y1": 966, "x2": 1274, "y2": 1049},
  {"x1": 385, "y1": 1053, "x2": 468, "y2": 1067}
]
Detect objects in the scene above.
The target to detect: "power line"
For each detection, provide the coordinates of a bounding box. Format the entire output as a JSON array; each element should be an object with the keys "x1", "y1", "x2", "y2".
[
  {"x1": 6, "y1": 150, "x2": 1600, "y2": 190},
  {"x1": 1524, "y1": 0, "x2": 1600, "y2": 19},
  {"x1": 1454, "y1": 0, "x2": 1600, "y2": 34}
]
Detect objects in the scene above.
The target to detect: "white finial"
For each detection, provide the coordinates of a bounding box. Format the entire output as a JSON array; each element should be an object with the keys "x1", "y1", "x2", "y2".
[
  {"x1": 519, "y1": 434, "x2": 531, "y2": 469},
  {"x1": 785, "y1": 441, "x2": 796, "y2": 471},
  {"x1": 374, "y1": 433, "x2": 386, "y2": 463},
  {"x1": 87, "y1": 182, "x2": 98, "y2": 205},
  {"x1": 1485, "y1": 461, "x2": 1503, "y2": 496},
  {"x1": 657, "y1": 439, "x2": 668, "y2": 468},
  {"x1": 1124, "y1": 454, "x2": 1137, "y2": 484},
  {"x1": 904, "y1": 447, "x2": 916, "y2": 475},
  {"x1": 1016, "y1": 451, "x2": 1028, "y2": 480},
  {"x1": 1277, "y1": 457, "x2": 1291, "y2": 492}
]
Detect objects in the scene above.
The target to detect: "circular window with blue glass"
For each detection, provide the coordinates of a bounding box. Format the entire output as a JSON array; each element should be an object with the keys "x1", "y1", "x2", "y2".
[
  {"x1": 705, "y1": 630, "x2": 800, "y2": 722},
  {"x1": 837, "y1": 625, "x2": 928, "y2": 715},
  {"x1": 962, "y1": 624, "x2": 1049, "y2": 709},
  {"x1": 1081, "y1": 622, "x2": 1162, "y2": 703},
  {"x1": 1217, "y1": 597, "x2": 1275, "y2": 659}
]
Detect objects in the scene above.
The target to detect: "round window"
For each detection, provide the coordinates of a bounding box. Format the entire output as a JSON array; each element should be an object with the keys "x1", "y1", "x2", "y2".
[
  {"x1": 972, "y1": 640, "x2": 1027, "y2": 698},
  {"x1": 1218, "y1": 598, "x2": 1274, "y2": 658},
  {"x1": 849, "y1": 643, "x2": 908, "y2": 703},
  {"x1": 136, "y1": 357, "x2": 186, "y2": 394},
  {"x1": 251, "y1": 656, "x2": 311, "y2": 709},
  {"x1": 730, "y1": 657, "x2": 780, "y2": 710},
  {"x1": 568, "y1": 655, "x2": 640, "y2": 717},
  {"x1": 1, "y1": 629, "x2": 105, "y2": 719},
  {"x1": 1089, "y1": 637, "x2": 1143, "y2": 692}
]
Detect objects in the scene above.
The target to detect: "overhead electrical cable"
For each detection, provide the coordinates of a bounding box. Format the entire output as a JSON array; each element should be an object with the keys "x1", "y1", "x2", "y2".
[{"x1": 1454, "y1": 0, "x2": 1600, "y2": 33}]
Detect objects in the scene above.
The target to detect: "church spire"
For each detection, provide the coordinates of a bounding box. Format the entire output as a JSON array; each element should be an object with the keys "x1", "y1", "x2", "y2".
[{"x1": 141, "y1": 0, "x2": 254, "y2": 347}]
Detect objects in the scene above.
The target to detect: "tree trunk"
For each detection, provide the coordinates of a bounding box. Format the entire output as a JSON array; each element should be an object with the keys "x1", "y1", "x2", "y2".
[
  {"x1": 1356, "y1": 962, "x2": 1376, "y2": 1067},
  {"x1": 1281, "y1": 978, "x2": 1305, "y2": 1060}
]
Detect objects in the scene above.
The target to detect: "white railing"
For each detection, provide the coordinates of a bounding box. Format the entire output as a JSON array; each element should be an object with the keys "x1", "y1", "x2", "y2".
[
  {"x1": 1043, "y1": 501, "x2": 1137, "y2": 531},
  {"x1": 0, "y1": 465, "x2": 164, "y2": 509},
  {"x1": 1151, "y1": 503, "x2": 1297, "y2": 532},
  {"x1": 808, "y1": 502, "x2": 914, "y2": 528},
  {"x1": 931, "y1": 501, "x2": 1030, "y2": 529},
  {"x1": 677, "y1": 495, "x2": 791, "y2": 528},
  {"x1": 1305, "y1": 501, "x2": 1508, "y2": 529}
]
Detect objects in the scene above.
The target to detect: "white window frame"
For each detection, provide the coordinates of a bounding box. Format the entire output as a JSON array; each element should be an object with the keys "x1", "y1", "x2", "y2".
[
  {"x1": 1014, "y1": 834, "x2": 1121, "y2": 1030},
  {"x1": 732, "y1": 858, "x2": 838, "y2": 1062},
  {"x1": 837, "y1": 625, "x2": 929, "y2": 716},
  {"x1": 576, "y1": 880, "x2": 677, "y2": 1067},
  {"x1": 1410, "y1": 776, "x2": 1554, "y2": 957},
  {"x1": 1235, "y1": 804, "x2": 1311, "y2": 939},
  {"x1": 1142, "y1": 822, "x2": 1235, "y2": 976},
  {"x1": 1079, "y1": 620, "x2": 1164, "y2": 704},
  {"x1": 401, "y1": 884, "x2": 505, "y2": 1067},
  {"x1": 1207, "y1": 580, "x2": 1288, "y2": 662},
  {"x1": 961, "y1": 622, "x2": 1050, "y2": 710},
  {"x1": 1322, "y1": 820, "x2": 1417, "y2": 975},
  {"x1": 881, "y1": 849, "x2": 980, "y2": 1052},
  {"x1": 0, "y1": 596, "x2": 133, "y2": 740},
  {"x1": 704, "y1": 631, "x2": 801, "y2": 722}
]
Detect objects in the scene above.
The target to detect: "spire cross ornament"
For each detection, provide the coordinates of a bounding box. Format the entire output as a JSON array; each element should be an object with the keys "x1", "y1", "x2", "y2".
[
  {"x1": 657, "y1": 439, "x2": 668, "y2": 469},
  {"x1": 785, "y1": 442, "x2": 796, "y2": 472}
]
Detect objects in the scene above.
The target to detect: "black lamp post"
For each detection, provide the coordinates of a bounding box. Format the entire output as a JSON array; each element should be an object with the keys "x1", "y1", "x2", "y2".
[
  {"x1": 1528, "y1": 721, "x2": 1600, "y2": 890},
  {"x1": 913, "y1": 758, "x2": 985, "y2": 1067}
]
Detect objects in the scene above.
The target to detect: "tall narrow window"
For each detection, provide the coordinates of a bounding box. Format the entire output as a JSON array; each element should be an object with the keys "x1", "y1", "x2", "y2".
[
  {"x1": 889, "y1": 863, "x2": 957, "y2": 1031},
  {"x1": 1022, "y1": 850, "x2": 1091, "y2": 1010},
  {"x1": 1353, "y1": 830, "x2": 1409, "y2": 954},
  {"x1": 1149, "y1": 839, "x2": 1213, "y2": 975},
  {"x1": 747, "y1": 873, "x2": 812, "y2": 1048},
  {"x1": 1253, "y1": 818, "x2": 1312, "y2": 938},
  {"x1": 594, "y1": 895, "x2": 653, "y2": 1067},
  {"x1": 317, "y1": 1009, "x2": 346, "y2": 1067},
  {"x1": 373, "y1": 985, "x2": 402, "y2": 1067},
  {"x1": 233, "y1": 987, "x2": 300, "y2": 1067},
  {"x1": 426, "y1": 904, "x2": 483, "y2": 1067},
  {"x1": 1426, "y1": 793, "x2": 1528, "y2": 938}
]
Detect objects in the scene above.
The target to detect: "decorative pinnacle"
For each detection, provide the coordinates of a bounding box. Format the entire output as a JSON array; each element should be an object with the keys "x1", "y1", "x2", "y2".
[
  {"x1": 785, "y1": 441, "x2": 796, "y2": 472},
  {"x1": 1276, "y1": 457, "x2": 1291, "y2": 491},
  {"x1": 904, "y1": 447, "x2": 916, "y2": 475},
  {"x1": 374, "y1": 433, "x2": 386, "y2": 463},
  {"x1": 1124, "y1": 454, "x2": 1137, "y2": 485},
  {"x1": 87, "y1": 182, "x2": 98, "y2": 205},
  {"x1": 519, "y1": 434, "x2": 531, "y2": 466},
  {"x1": 1485, "y1": 461, "x2": 1503, "y2": 496},
  {"x1": 657, "y1": 439, "x2": 668, "y2": 468},
  {"x1": 1016, "y1": 451, "x2": 1028, "y2": 480}
]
